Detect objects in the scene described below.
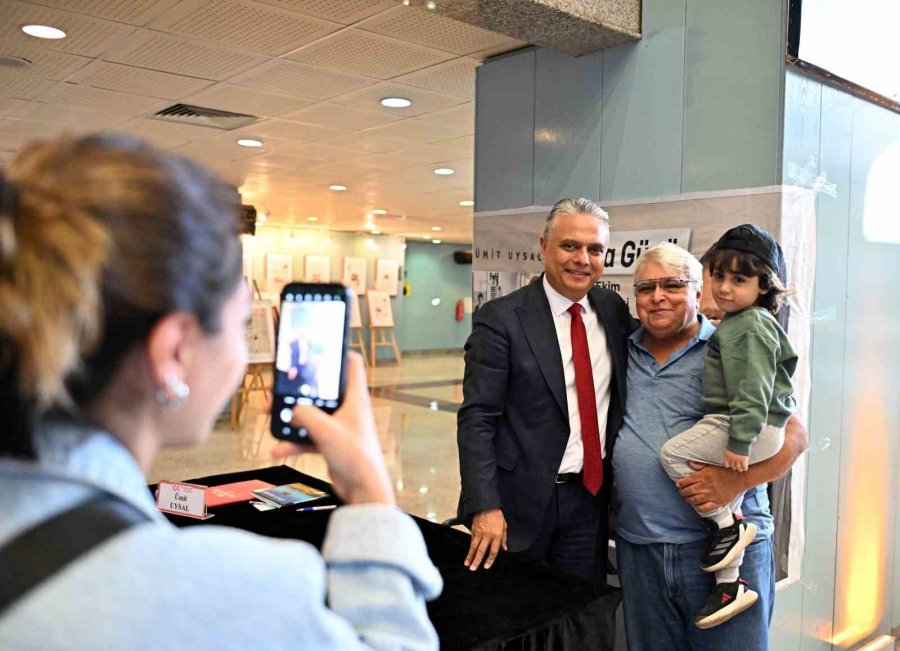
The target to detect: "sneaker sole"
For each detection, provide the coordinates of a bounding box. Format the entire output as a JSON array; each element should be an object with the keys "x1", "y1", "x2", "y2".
[
  {"x1": 695, "y1": 588, "x2": 759, "y2": 630},
  {"x1": 701, "y1": 523, "x2": 757, "y2": 573}
]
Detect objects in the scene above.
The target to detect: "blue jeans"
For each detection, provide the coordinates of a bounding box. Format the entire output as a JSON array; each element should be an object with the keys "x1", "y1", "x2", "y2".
[{"x1": 616, "y1": 535, "x2": 775, "y2": 650}]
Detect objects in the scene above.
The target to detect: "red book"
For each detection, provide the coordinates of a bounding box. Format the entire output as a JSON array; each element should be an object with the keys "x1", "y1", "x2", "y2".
[{"x1": 206, "y1": 480, "x2": 275, "y2": 507}]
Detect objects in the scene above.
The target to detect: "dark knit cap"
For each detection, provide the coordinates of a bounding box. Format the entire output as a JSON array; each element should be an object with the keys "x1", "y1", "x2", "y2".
[{"x1": 711, "y1": 224, "x2": 783, "y2": 273}]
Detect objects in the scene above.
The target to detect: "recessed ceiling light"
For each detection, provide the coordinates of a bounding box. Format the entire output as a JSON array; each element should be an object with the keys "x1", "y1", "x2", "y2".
[
  {"x1": 432, "y1": 239, "x2": 442, "y2": 244},
  {"x1": 431, "y1": 226, "x2": 442, "y2": 232},
  {"x1": 237, "y1": 138, "x2": 263, "y2": 148},
  {"x1": 433, "y1": 167, "x2": 454, "y2": 176},
  {"x1": 307, "y1": 216, "x2": 318, "y2": 222},
  {"x1": 257, "y1": 212, "x2": 268, "y2": 223},
  {"x1": 329, "y1": 184, "x2": 348, "y2": 191},
  {"x1": 459, "y1": 200, "x2": 474, "y2": 207},
  {"x1": 370, "y1": 229, "x2": 381, "y2": 235},
  {"x1": 21, "y1": 24, "x2": 66, "y2": 40},
  {"x1": 372, "y1": 209, "x2": 387, "y2": 215},
  {"x1": 421, "y1": 234, "x2": 430, "y2": 239},
  {"x1": 380, "y1": 97, "x2": 412, "y2": 109}
]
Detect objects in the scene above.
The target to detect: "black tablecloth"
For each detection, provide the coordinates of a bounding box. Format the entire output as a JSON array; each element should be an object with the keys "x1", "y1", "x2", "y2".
[{"x1": 153, "y1": 465, "x2": 619, "y2": 651}]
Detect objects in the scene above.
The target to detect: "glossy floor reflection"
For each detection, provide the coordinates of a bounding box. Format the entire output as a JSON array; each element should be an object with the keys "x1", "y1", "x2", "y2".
[{"x1": 147, "y1": 352, "x2": 465, "y2": 524}]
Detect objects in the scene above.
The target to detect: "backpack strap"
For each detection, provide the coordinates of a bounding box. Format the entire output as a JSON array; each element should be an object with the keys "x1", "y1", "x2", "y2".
[{"x1": 0, "y1": 495, "x2": 150, "y2": 615}]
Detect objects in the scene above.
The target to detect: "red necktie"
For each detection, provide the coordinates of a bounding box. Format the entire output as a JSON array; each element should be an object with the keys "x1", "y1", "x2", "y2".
[{"x1": 567, "y1": 303, "x2": 603, "y2": 496}]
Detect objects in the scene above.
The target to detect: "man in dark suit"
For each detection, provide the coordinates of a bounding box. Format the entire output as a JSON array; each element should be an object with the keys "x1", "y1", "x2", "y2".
[{"x1": 457, "y1": 197, "x2": 634, "y2": 582}]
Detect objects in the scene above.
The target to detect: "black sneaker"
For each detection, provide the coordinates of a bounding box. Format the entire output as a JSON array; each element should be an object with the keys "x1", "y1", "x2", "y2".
[
  {"x1": 695, "y1": 578, "x2": 758, "y2": 629},
  {"x1": 700, "y1": 516, "x2": 757, "y2": 572}
]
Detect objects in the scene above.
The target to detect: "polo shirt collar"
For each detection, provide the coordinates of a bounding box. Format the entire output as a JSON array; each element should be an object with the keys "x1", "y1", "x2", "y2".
[{"x1": 629, "y1": 313, "x2": 716, "y2": 348}]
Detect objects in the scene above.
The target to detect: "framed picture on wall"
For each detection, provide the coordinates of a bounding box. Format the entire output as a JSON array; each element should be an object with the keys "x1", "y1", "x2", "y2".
[
  {"x1": 366, "y1": 291, "x2": 393, "y2": 327},
  {"x1": 265, "y1": 253, "x2": 293, "y2": 294},
  {"x1": 246, "y1": 300, "x2": 276, "y2": 364},
  {"x1": 375, "y1": 258, "x2": 399, "y2": 296},
  {"x1": 304, "y1": 254, "x2": 330, "y2": 283},
  {"x1": 342, "y1": 257, "x2": 367, "y2": 294}
]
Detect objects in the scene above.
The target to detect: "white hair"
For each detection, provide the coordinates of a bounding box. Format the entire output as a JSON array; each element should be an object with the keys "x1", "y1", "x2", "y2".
[
  {"x1": 633, "y1": 242, "x2": 703, "y2": 289},
  {"x1": 542, "y1": 197, "x2": 609, "y2": 240}
]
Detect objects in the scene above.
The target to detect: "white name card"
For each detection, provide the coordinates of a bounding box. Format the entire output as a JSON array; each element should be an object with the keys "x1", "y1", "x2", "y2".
[{"x1": 156, "y1": 481, "x2": 212, "y2": 520}]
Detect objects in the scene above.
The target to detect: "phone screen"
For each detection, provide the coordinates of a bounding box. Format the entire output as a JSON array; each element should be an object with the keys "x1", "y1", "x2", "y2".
[{"x1": 271, "y1": 283, "x2": 349, "y2": 442}]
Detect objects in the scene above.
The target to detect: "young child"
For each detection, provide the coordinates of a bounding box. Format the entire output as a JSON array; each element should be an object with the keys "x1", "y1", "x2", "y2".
[{"x1": 659, "y1": 224, "x2": 797, "y2": 630}]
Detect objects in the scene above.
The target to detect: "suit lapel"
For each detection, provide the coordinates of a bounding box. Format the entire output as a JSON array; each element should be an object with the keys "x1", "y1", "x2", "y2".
[{"x1": 516, "y1": 281, "x2": 567, "y2": 418}]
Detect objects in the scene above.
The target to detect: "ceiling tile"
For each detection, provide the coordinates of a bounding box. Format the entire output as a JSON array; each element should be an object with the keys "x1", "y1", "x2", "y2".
[
  {"x1": 229, "y1": 59, "x2": 376, "y2": 100},
  {"x1": 0, "y1": 70, "x2": 55, "y2": 100},
  {"x1": 330, "y1": 81, "x2": 466, "y2": 117},
  {"x1": 357, "y1": 4, "x2": 523, "y2": 56},
  {"x1": 416, "y1": 102, "x2": 474, "y2": 130},
  {"x1": 25, "y1": 0, "x2": 181, "y2": 26},
  {"x1": 105, "y1": 31, "x2": 266, "y2": 80},
  {"x1": 0, "y1": 38, "x2": 92, "y2": 80},
  {"x1": 149, "y1": 0, "x2": 341, "y2": 56},
  {"x1": 362, "y1": 118, "x2": 467, "y2": 146},
  {"x1": 394, "y1": 58, "x2": 477, "y2": 97},
  {"x1": 253, "y1": 0, "x2": 396, "y2": 25},
  {"x1": 185, "y1": 83, "x2": 314, "y2": 117},
  {"x1": 286, "y1": 28, "x2": 453, "y2": 80},
  {"x1": 36, "y1": 83, "x2": 166, "y2": 116},
  {"x1": 237, "y1": 118, "x2": 346, "y2": 143},
  {"x1": 280, "y1": 103, "x2": 401, "y2": 131},
  {"x1": 67, "y1": 61, "x2": 213, "y2": 99},
  {"x1": 111, "y1": 116, "x2": 217, "y2": 149},
  {"x1": 0, "y1": 1, "x2": 135, "y2": 58},
  {"x1": 7, "y1": 100, "x2": 129, "y2": 131},
  {"x1": 322, "y1": 131, "x2": 413, "y2": 154}
]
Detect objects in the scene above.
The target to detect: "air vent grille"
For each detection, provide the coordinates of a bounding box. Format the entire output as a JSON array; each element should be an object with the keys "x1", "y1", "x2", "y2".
[{"x1": 150, "y1": 103, "x2": 259, "y2": 130}]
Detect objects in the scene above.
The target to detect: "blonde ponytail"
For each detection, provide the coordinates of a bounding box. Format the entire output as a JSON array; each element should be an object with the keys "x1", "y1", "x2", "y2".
[
  {"x1": 0, "y1": 148, "x2": 109, "y2": 412},
  {"x1": 1, "y1": 134, "x2": 241, "y2": 457}
]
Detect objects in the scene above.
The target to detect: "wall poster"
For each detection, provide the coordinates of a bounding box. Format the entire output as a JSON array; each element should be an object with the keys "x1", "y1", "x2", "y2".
[
  {"x1": 304, "y1": 255, "x2": 330, "y2": 283},
  {"x1": 246, "y1": 299, "x2": 275, "y2": 364},
  {"x1": 342, "y1": 257, "x2": 367, "y2": 294},
  {"x1": 366, "y1": 290, "x2": 393, "y2": 328},
  {"x1": 265, "y1": 253, "x2": 293, "y2": 294},
  {"x1": 375, "y1": 258, "x2": 399, "y2": 296}
]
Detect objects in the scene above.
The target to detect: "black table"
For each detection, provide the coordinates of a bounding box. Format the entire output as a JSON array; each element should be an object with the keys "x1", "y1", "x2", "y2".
[{"x1": 154, "y1": 465, "x2": 619, "y2": 651}]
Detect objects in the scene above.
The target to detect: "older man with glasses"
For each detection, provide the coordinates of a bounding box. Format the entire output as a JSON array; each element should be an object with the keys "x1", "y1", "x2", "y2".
[{"x1": 612, "y1": 242, "x2": 808, "y2": 650}]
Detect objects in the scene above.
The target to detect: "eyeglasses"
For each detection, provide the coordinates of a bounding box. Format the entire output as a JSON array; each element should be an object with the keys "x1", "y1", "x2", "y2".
[{"x1": 633, "y1": 277, "x2": 693, "y2": 295}]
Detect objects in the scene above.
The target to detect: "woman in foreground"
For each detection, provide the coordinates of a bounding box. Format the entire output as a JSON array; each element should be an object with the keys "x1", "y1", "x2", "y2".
[{"x1": 0, "y1": 134, "x2": 440, "y2": 650}]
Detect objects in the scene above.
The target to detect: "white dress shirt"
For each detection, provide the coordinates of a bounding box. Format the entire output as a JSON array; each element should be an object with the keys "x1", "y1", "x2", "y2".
[{"x1": 543, "y1": 276, "x2": 613, "y2": 474}]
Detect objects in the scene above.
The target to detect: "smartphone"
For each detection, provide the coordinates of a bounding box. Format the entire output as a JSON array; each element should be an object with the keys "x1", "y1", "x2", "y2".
[{"x1": 271, "y1": 282, "x2": 350, "y2": 443}]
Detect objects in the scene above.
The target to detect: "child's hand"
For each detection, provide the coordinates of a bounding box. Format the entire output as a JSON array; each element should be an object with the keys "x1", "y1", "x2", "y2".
[{"x1": 724, "y1": 450, "x2": 749, "y2": 472}]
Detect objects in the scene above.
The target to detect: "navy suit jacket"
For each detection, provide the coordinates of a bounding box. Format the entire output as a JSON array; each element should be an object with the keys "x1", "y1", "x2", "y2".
[{"x1": 456, "y1": 277, "x2": 634, "y2": 562}]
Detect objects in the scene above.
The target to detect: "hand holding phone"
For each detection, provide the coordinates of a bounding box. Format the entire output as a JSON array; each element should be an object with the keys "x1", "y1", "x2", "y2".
[
  {"x1": 271, "y1": 283, "x2": 350, "y2": 443},
  {"x1": 273, "y1": 352, "x2": 395, "y2": 506}
]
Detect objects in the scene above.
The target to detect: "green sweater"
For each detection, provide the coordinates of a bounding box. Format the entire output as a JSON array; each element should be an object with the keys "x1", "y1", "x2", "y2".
[{"x1": 703, "y1": 307, "x2": 798, "y2": 455}]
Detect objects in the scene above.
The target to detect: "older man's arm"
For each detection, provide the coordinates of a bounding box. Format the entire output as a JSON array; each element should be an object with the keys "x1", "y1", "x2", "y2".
[{"x1": 676, "y1": 413, "x2": 809, "y2": 512}]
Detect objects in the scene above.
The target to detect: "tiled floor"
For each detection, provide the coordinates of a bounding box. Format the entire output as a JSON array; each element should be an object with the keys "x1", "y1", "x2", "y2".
[{"x1": 147, "y1": 352, "x2": 466, "y2": 524}]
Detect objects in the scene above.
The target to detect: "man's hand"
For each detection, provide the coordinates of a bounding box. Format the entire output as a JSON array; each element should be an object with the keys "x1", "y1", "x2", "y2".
[
  {"x1": 465, "y1": 508, "x2": 507, "y2": 571},
  {"x1": 676, "y1": 462, "x2": 745, "y2": 514},
  {"x1": 678, "y1": 414, "x2": 810, "y2": 513}
]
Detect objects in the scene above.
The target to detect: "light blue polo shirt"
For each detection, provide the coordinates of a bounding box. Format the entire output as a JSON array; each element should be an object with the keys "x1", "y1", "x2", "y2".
[{"x1": 612, "y1": 315, "x2": 773, "y2": 545}]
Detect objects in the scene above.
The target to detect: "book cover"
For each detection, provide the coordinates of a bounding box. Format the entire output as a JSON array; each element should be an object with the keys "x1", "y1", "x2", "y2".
[
  {"x1": 206, "y1": 479, "x2": 275, "y2": 507},
  {"x1": 251, "y1": 482, "x2": 329, "y2": 508}
]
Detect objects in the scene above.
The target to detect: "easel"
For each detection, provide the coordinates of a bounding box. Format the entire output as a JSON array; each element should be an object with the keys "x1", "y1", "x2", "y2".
[
  {"x1": 369, "y1": 326, "x2": 401, "y2": 366},
  {"x1": 231, "y1": 280, "x2": 274, "y2": 429},
  {"x1": 230, "y1": 363, "x2": 270, "y2": 429},
  {"x1": 349, "y1": 327, "x2": 369, "y2": 366}
]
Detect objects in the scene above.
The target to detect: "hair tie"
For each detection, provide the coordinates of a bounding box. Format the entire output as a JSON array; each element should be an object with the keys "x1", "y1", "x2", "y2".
[{"x1": 0, "y1": 174, "x2": 20, "y2": 269}]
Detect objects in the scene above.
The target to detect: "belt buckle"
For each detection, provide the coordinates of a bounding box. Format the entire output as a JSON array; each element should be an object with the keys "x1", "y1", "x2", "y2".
[{"x1": 555, "y1": 474, "x2": 567, "y2": 484}]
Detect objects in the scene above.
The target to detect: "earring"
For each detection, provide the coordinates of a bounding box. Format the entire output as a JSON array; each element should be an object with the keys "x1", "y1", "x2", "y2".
[{"x1": 155, "y1": 373, "x2": 190, "y2": 409}]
